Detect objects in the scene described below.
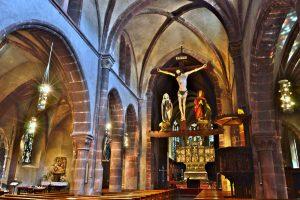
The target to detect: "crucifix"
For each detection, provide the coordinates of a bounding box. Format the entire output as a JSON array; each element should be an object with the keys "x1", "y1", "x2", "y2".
[
  {"x1": 152, "y1": 63, "x2": 208, "y2": 122},
  {"x1": 159, "y1": 165, "x2": 167, "y2": 184}
]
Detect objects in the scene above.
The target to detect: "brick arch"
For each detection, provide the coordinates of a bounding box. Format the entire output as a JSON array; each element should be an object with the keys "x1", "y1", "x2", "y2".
[
  {"x1": 0, "y1": 23, "x2": 91, "y2": 138},
  {"x1": 107, "y1": 88, "x2": 124, "y2": 192},
  {"x1": 123, "y1": 104, "x2": 139, "y2": 190},
  {"x1": 250, "y1": 1, "x2": 295, "y2": 199},
  {"x1": 0, "y1": 23, "x2": 92, "y2": 194}
]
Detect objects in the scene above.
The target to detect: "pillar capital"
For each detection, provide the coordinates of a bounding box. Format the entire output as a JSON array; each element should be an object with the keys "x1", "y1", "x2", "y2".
[
  {"x1": 72, "y1": 134, "x2": 93, "y2": 151},
  {"x1": 101, "y1": 54, "x2": 115, "y2": 69}
]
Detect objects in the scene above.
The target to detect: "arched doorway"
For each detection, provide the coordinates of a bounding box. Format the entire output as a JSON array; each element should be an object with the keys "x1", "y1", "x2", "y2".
[{"x1": 123, "y1": 105, "x2": 139, "y2": 190}]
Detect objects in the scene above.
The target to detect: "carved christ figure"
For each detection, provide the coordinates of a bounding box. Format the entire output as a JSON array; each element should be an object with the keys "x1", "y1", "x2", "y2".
[{"x1": 157, "y1": 63, "x2": 207, "y2": 121}]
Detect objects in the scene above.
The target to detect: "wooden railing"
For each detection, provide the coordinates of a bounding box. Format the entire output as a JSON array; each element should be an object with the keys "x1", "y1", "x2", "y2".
[{"x1": 216, "y1": 147, "x2": 254, "y2": 198}]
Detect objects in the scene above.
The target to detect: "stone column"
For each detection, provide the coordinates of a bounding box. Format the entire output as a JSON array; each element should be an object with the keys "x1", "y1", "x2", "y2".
[
  {"x1": 137, "y1": 99, "x2": 143, "y2": 189},
  {"x1": 229, "y1": 41, "x2": 250, "y2": 146},
  {"x1": 229, "y1": 40, "x2": 248, "y2": 110},
  {"x1": 145, "y1": 93, "x2": 153, "y2": 189},
  {"x1": 253, "y1": 136, "x2": 278, "y2": 199},
  {"x1": 124, "y1": 147, "x2": 138, "y2": 189},
  {"x1": 109, "y1": 130, "x2": 123, "y2": 192},
  {"x1": 72, "y1": 135, "x2": 93, "y2": 195},
  {"x1": 93, "y1": 54, "x2": 115, "y2": 193}
]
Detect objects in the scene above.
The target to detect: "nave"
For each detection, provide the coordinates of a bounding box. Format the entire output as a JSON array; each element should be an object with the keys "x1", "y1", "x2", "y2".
[{"x1": 0, "y1": 0, "x2": 300, "y2": 199}]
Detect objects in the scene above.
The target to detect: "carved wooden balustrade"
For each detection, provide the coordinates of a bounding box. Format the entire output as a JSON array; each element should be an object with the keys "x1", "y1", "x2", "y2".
[{"x1": 216, "y1": 147, "x2": 253, "y2": 198}]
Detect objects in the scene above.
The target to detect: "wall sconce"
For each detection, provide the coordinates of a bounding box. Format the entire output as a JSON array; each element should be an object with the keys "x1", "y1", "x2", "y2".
[{"x1": 278, "y1": 79, "x2": 295, "y2": 112}]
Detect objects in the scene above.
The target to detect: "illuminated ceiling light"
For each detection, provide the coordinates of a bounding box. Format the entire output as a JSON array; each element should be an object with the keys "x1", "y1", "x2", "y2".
[
  {"x1": 37, "y1": 43, "x2": 53, "y2": 111},
  {"x1": 37, "y1": 83, "x2": 52, "y2": 111},
  {"x1": 278, "y1": 79, "x2": 295, "y2": 113},
  {"x1": 39, "y1": 83, "x2": 52, "y2": 94}
]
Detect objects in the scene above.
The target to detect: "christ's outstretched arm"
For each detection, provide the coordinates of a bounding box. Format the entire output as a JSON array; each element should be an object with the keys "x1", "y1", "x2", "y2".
[
  {"x1": 157, "y1": 68, "x2": 176, "y2": 77},
  {"x1": 185, "y1": 63, "x2": 207, "y2": 76}
]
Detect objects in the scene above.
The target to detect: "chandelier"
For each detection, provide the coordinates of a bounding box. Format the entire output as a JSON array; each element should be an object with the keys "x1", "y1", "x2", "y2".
[
  {"x1": 278, "y1": 79, "x2": 295, "y2": 112},
  {"x1": 37, "y1": 43, "x2": 53, "y2": 111}
]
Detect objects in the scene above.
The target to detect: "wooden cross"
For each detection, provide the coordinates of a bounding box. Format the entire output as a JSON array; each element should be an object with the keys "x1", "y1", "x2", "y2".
[{"x1": 159, "y1": 165, "x2": 167, "y2": 183}]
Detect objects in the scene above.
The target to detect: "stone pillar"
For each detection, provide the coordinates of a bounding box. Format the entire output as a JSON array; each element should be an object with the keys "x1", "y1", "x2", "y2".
[
  {"x1": 72, "y1": 135, "x2": 93, "y2": 195},
  {"x1": 145, "y1": 93, "x2": 153, "y2": 189},
  {"x1": 253, "y1": 136, "x2": 278, "y2": 199},
  {"x1": 93, "y1": 54, "x2": 114, "y2": 193},
  {"x1": 124, "y1": 148, "x2": 138, "y2": 189},
  {"x1": 137, "y1": 99, "x2": 143, "y2": 189},
  {"x1": 109, "y1": 131, "x2": 123, "y2": 192},
  {"x1": 229, "y1": 40, "x2": 248, "y2": 110}
]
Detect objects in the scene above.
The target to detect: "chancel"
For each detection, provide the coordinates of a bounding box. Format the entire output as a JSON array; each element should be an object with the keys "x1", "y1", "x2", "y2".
[{"x1": 0, "y1": 1, "x2": 299, "y2": 200}]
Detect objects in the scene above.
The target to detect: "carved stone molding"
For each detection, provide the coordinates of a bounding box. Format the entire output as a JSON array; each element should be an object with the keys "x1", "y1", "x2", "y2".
[
  {"x1": 101, "y1": 54, "x2": 115, "y2": 69},
  {"x1": 72, "y1": 134, "x2": 93, "y2": 152}
]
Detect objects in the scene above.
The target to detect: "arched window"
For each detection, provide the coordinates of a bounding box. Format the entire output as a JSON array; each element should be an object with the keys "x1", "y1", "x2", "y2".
[
  {"x1": 125, "y1": 45, "x2": 131, "y2": 86},
  {"x1": 119, "y1": 35, "x2": 126, "y2": 81},
  {"x1": 119, "y1": 35, "x2": 132, "y2": 86},
  {"x1": 67, "y1": 0, "x2": 83, "y2": 25},
  {"x1": 53, "y1": 0, "x2": 82, "y2": 24}
]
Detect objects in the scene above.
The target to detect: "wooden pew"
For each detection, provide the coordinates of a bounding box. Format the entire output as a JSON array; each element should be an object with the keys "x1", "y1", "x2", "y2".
[
  {"x1": 102, "y1": 189, "x2": 173, "y2": 200},
  {"x1": 194, "y1": 189, "x2": 224, "y2": 200},
  {"x1": 0, "y1": 189, "x2": 174, "y2": 200}
]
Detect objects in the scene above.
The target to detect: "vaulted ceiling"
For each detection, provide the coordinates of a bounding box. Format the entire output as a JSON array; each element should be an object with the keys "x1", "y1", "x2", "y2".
[{"x1": 105, "y1": 0, "x2": 250, "y2": 96}]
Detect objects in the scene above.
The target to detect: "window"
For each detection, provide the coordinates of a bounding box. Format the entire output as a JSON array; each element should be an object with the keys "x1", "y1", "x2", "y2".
[
  {"x1": 119, "y1": 35, "x2": 132, "y2": 86},
  {"x1": 125, "y1": 45, "x2": 131, "y2": 86},
  {"x1": 67, "y1": 0, "x2": 83, "y2": 25},
  {"x1": 119, "y1": 35, "x2": 126, "y2": 80},
  {"x1": 54, "y1": 0, "x2": 69, "y2": 12},
  {"x1": 290, "y1": 135, "x2": 299, "y2": 168}
]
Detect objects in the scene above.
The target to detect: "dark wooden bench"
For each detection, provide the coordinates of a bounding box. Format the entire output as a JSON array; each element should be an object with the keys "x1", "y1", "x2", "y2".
[{"x1": 0, "y1": 189, "x2": 175, "y2": 200}]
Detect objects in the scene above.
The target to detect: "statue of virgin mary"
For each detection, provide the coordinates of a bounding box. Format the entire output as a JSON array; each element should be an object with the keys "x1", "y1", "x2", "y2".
[{"x1": 159, "y1": 93, "x2": 173, "y2": 131}]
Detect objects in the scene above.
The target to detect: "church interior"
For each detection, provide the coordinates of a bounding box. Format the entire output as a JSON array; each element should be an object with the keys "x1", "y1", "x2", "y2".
[{"x1": 0, "y1": 0, "x2": 299, "y2": 199}]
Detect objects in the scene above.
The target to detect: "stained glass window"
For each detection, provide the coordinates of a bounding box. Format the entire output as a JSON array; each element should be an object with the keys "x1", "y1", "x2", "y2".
[
  {"x1": 22, "y1": 117, "x2": 37, "y2": 164},
  {"x1": 277, "y1": 11, "x2": 298, "y2": 50}
]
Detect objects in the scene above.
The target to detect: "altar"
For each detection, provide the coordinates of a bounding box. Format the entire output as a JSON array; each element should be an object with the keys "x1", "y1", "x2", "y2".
[
  {"x1": 41, "y1": 181, "x2": 68, "y2": 192},
  {"x1": 175, "y1": 137, "x2": 215, "y2": 181}
]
